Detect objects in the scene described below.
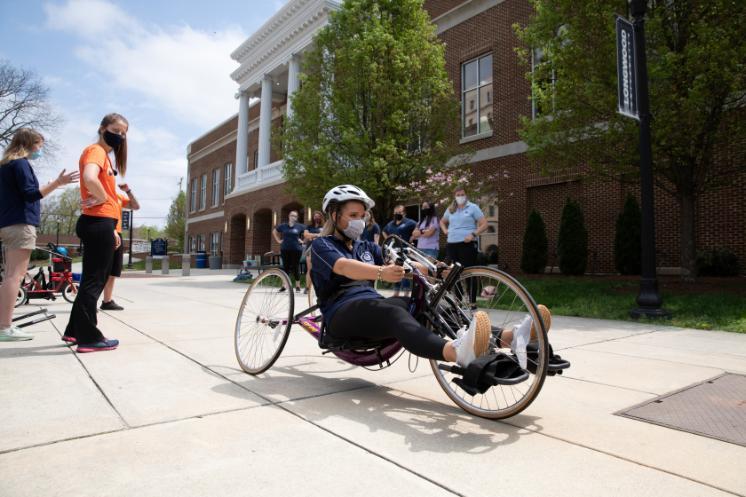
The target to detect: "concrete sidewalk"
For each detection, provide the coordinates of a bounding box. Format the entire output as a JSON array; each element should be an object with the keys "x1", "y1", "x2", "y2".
[{"x1": 1, "y1": 272, "x2": 745, "y2": 497}]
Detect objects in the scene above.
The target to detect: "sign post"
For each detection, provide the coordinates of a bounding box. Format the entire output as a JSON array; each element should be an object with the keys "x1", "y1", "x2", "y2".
[
  {"x1": 123, "y1": 210, "x2": 134, "y2": 269},
  {"x1": 618, "y1": 2, "x2": 668, "y2": 318}
]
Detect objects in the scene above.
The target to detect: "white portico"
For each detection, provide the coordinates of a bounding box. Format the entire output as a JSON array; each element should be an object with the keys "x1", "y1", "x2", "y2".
[{"x1": 229, "y1": 0, "x2": 341, "y2": 196}]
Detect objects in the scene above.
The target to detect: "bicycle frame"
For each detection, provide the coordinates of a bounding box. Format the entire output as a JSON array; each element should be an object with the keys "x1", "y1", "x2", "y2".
[{"x1": 291, "y1": 235, "x2": 466, "y2": 367}]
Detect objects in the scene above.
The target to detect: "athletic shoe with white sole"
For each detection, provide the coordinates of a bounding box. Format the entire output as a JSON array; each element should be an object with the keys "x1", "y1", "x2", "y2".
[
  {"x1": 452, "y1": 311, "x2": 491, "y2": 367},
  {"x1": 512, "y1": 304, "x2": 552, "y2": 369},
  {"x1": 0, "y1": 326, "x2": 33, "y2": 341}
]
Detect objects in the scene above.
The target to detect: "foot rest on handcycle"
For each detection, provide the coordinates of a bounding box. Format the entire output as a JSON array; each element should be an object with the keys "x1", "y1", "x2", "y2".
[
  {"x1": 523, "y1": 343, "x2": 571, "y2": 376},
  {"x1": 441, "y1": 352, "x2": 530, "y2": 396}
]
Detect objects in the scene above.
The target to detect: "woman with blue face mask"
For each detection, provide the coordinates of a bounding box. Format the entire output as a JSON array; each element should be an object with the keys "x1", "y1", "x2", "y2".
[
  {"x1": 0, "y1": 128, "x2": 79, "y2": 341},
  {"x1": 308, "y1": 185, "x2": 501, "y2": 367}
]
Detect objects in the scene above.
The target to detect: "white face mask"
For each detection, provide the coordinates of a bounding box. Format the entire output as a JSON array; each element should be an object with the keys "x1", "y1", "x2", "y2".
[
  {"x1": 342, "y1": 218, "x2": 366, "y2": 240},
  {"x1": 455, "y1": 195, "x2": 467, "y2": 206}
]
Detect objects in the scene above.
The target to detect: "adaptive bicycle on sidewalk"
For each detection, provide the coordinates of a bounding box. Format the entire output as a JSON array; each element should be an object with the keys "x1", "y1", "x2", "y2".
[
  {"x1": 234, "y1": 235, "x2": 569, "y2": 419},
  {"x1": 16, "y1": 243, "x2": 79, "y2": 306}
]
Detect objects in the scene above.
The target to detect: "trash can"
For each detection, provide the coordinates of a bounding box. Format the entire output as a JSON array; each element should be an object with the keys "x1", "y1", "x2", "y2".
[
  {"x1": 208, "y1": 254, "x2": 222, "y2": 270},
  {"x1": 195, "y1": 251, "x2": 208, "y2": 269}
]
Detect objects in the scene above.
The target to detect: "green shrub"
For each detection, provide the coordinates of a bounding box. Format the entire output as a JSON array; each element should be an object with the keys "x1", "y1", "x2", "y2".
[
  {"x1": 30, "y1": 249, "x2": 48, "y2": 261},
  {"x1": 696, "y1": 248, "x2": 740, "y2": 276},
  {"x1": 521, "y1": 210, "x2": 548, "y2": 273},
  {"x1": 614, "y1": 194, "x2": 641, "y2": 275},
  {"x1": 557, "y1": 198, "x2": 588, "y2": 275}
]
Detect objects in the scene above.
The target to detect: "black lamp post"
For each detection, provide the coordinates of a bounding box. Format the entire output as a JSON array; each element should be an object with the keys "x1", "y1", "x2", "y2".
[{"x1": 629, "y1": 0, "x2": 668, "y2": 319}]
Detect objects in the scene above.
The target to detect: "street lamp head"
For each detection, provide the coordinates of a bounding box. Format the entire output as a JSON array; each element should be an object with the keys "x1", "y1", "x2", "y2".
[{"x1": 629, "y1": 0, "x2": 647, "y2": 17}]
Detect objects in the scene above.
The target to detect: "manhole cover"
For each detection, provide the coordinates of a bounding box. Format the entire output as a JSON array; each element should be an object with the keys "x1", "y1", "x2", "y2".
[{"x1": 617, "y1": 373, "x2": 746, "y2": 447}]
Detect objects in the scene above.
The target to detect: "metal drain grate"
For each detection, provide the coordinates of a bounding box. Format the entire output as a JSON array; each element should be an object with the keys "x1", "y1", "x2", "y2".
[{"x1": 617, "y1": 373, "x2": 746, "y2": 447}]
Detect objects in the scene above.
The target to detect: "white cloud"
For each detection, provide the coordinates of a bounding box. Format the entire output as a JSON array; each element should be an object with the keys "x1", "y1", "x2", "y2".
[{"x1": 44, "y1": 0, "x2": 245, "y2": 127}]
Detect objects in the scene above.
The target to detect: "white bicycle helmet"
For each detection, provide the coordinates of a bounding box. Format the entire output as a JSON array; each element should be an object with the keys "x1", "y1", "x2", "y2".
[{"x1": 322, "y1": 184, "x2": 375, "y2": 212}]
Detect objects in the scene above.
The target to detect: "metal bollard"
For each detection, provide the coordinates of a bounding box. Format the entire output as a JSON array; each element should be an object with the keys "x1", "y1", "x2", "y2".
[
  {"x1": 161, "y1": 256, "x2": 169, "y2": 275},
  {"x1": 145, "y1": 256, "x2": 153, "y2": 273},
  {"x1": 181, "y1": 254, "x2": 190, "y2": 276}
]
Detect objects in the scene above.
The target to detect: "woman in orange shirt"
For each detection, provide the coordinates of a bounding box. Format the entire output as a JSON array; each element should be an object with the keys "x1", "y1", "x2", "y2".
[{"x1": 62, "y1": 113, "x2": 129, "y2": 352}]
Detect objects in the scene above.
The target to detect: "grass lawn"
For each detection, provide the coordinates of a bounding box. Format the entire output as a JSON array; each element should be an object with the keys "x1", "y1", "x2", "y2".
[{"x1": 518, "y1": 275, "x2": 746, "y2": 333}]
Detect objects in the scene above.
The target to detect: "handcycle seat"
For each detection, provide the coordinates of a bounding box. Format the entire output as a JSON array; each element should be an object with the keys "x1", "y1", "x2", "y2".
[{"x1": 318, "y1": 333, "x2": 398, "y2": 353}]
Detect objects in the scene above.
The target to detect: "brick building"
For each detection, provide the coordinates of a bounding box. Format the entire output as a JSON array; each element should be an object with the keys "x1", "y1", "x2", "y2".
[{"x1": 186, "y1": 0, "x2": 745, "y2": 273}]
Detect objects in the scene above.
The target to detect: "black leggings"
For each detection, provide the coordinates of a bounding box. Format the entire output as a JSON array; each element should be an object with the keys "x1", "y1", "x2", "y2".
[
  {"x1": 281, "y1": 249, "x2": 302, "y2": 285},
  {"x1": 64, "y1": 215, "x2": 117, "y2": 344},
  {"x1": 328, "y1": 297, "x2": 446, "y2": 360},
  {"x1": 447, "y1": 241, "x2": 479, "y2": 303}
]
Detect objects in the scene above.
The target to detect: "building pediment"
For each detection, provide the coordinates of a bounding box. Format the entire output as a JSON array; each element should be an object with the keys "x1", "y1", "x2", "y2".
[{"x1": 230, "y1": 0, "x2": 340, "y2": 92}]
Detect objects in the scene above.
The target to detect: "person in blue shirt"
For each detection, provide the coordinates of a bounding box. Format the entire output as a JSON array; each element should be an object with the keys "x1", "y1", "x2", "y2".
[
  {"x1": 308, "y1": 184, "x2": 529, "y2": 368},
  {"x1": 440, "y1": 186, "x2": 488, "y2": 302},
  {"x1": 302, "y1": 210, "x2": 324, "y2": 294},
  {"x1": 361, "y1": 211, "x2": 380, "y2": 244},
  {"x1": 273, "y1": 210, "x2": 306, "y2": 292},
  {"x1": 0, "y1": 128, "x2": 78, "y2": 341},
  {"x1": 383, "y1": 204, "x2": 417, "y2": 296}
]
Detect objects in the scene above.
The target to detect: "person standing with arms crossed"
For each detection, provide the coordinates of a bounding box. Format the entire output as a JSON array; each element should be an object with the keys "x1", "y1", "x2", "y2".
[
  {"x1": 62, "y1": 113, "x2": 129, "y2": 352},
  {"x1": 100, "y1": 183, "x2": 140, "y2": 311},
  {"x1": 0, "y1": 128, "x2": 78, "y2": 340},
  {"x1": 273, "y1": 210, "x2": 306, "y2": 292},
  {"x1": 382, "y1": 204, "x2": 416, "y2": 296}
]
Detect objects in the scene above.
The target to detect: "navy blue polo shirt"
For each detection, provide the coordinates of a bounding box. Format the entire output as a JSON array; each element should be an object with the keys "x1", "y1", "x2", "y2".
[
  {"x1": 0, "y1": 158, "x2": 42, "y2": 229},
  {"x1": 310, "y1": 235, "x2": 384, "y2": 324},
  {"x1": 275, "y1": 223, "x2": 306, "y2": 251},
  {"x1": 383, "y1": 217, "x2": 416, "y2": 242}
]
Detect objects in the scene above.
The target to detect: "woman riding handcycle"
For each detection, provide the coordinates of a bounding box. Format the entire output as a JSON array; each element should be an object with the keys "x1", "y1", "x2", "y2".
[{"x1": 234, "y1": 185, "x2": 569, "y2": 419}]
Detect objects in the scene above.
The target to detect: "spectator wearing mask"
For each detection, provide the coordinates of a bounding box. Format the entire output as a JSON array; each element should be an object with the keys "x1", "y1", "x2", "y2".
[{"x1": 411, "y1": 200, "x2": 440, "y2": 259}]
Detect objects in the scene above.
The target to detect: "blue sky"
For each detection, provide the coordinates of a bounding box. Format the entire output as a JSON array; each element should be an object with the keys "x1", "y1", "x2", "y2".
[{"x1": 0, "y1": 0, "x2": 286, "y2": 227}]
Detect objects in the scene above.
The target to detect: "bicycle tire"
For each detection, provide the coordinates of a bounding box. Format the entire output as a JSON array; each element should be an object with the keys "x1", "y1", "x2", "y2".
[
  {"x1": 234, "y1": 268, "x2": 294, "y2": 374},
  {"x1": 429, "y1": 266, "x2": 549, "y2": 419},
  {"x1": 62, "y1": 282, "x2": 78, "y2": 303}
]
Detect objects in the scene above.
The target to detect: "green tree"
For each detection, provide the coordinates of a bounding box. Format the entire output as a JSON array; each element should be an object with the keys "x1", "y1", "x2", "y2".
[
  {"x1": 557, "y1": 198, "x2": 588, "y2": 275},
  {"x1": 515, "y1": 0, "x2": 746, "y2": 277},
  {"x1": 39, "y1": 186, "x2": 80, "y2": 235},
  {"x1": 164, "y1": 190, "x2": 186, "y2": 250},
  {"x1": 282, "y1": 0, "x2": 458, "y2": 217},
  {"x1": 614, "y1": 194, "x2": 641, "y2": 275},
  {"x1": 521, "y1": 209, "x2": 548, "y2": 274}
]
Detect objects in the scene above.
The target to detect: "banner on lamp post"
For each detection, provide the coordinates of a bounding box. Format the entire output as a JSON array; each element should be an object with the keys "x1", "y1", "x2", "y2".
[{"x1": 616, "y1": 16, "x2": 639, "y2": 120}]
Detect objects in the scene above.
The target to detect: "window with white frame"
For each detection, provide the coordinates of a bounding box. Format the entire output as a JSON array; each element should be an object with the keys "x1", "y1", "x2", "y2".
[
  {"x1": 531, "y1": 47, "x2": 556, "y2": 119},
  {"x1": 461, "y1": 53, "x2": 493, "y2": 138},
  {"x1": 211, "y1": 168, "x2": 220, "y2": 207},
  {"x1": 196, "y1": 234, "x2": 205, "y2": 252},
  {"x1": 252, "y1": 149, "x2": 258, "y2": 169},
  {"x1": 200, "y1": 174, "x2": 207, "y2": 210},
  {"x1": 188, "y1": 235, "x2": 195, "y2": 253},
  {"x1": 210, "y1": 231, "x2": 221, "y2": 256},
  {"x1": 223, "y1": 163, "x2": 233, "y2": 197},
  {"x1": 190, "y1": 178, "x2": 197, "y2": 212}
]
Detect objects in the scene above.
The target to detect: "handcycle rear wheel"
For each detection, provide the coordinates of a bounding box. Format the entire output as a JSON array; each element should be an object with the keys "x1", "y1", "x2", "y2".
[
  {"x1": 62, "y1": 282, "x2": 78, "y2": 303},
  {"x1": 234, "y1": 268, "x2": 294, "y2": 374},
  {"x1": 429, "y1": 266, "x2": 550, "y2": 419}
]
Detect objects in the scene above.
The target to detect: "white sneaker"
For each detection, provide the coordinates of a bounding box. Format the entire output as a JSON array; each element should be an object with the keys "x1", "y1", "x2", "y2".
[
  {"x1": 0, "y1": 326, "x2": 33, "y2": 341},
  {"x1": 511, "y1": 315, "x2": 532, "y2": 369},
  {"x1": 452, "y1": 311, "x2": 491, "y2": 367}
]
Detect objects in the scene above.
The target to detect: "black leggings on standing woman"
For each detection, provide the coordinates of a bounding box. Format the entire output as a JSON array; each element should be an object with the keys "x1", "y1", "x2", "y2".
[
  {"x1": 64, "y1": 215, "x2": 116, "y2": 344},
  {"x1": 328, "y1": 297, "x2": 447, "y2": 360},
  {"x1": 281, "y1": 249, "x2": 302, "y2": 285},
  {"x1": 447, "y1": 241, "x2": 479, "y2": 302}
]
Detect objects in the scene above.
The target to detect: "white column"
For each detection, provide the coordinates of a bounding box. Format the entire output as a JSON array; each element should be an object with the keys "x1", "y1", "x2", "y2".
[
  {"x1": 258, "y1": 75, "x2": 273, "y2": 168},
  {"x1": 235, "y1": 92, "x2": 249, "y2": 174},
  {"x1": 286, "y1": 54, "x2": 300, "y2": 120}
]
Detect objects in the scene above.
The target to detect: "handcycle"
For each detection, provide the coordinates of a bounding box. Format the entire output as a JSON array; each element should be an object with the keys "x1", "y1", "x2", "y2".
[
  {"x1": 17, "y1": 243, "x2": 79, "y2": 306},
  {"x1": 234, "y1": 235, "x2": 568, "y2": 419}
]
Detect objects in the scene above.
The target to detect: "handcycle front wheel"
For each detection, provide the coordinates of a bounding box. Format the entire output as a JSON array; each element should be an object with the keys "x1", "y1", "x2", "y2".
[
  {"x1": 235, "y1": 268, "x2": 295, "y2": 374},
  {"x1": 429, "y1": 266, "x2": 550, "y2": 419},
  {"x1": 16, "y1": 286, "x2": 27, "y2": 307}
]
